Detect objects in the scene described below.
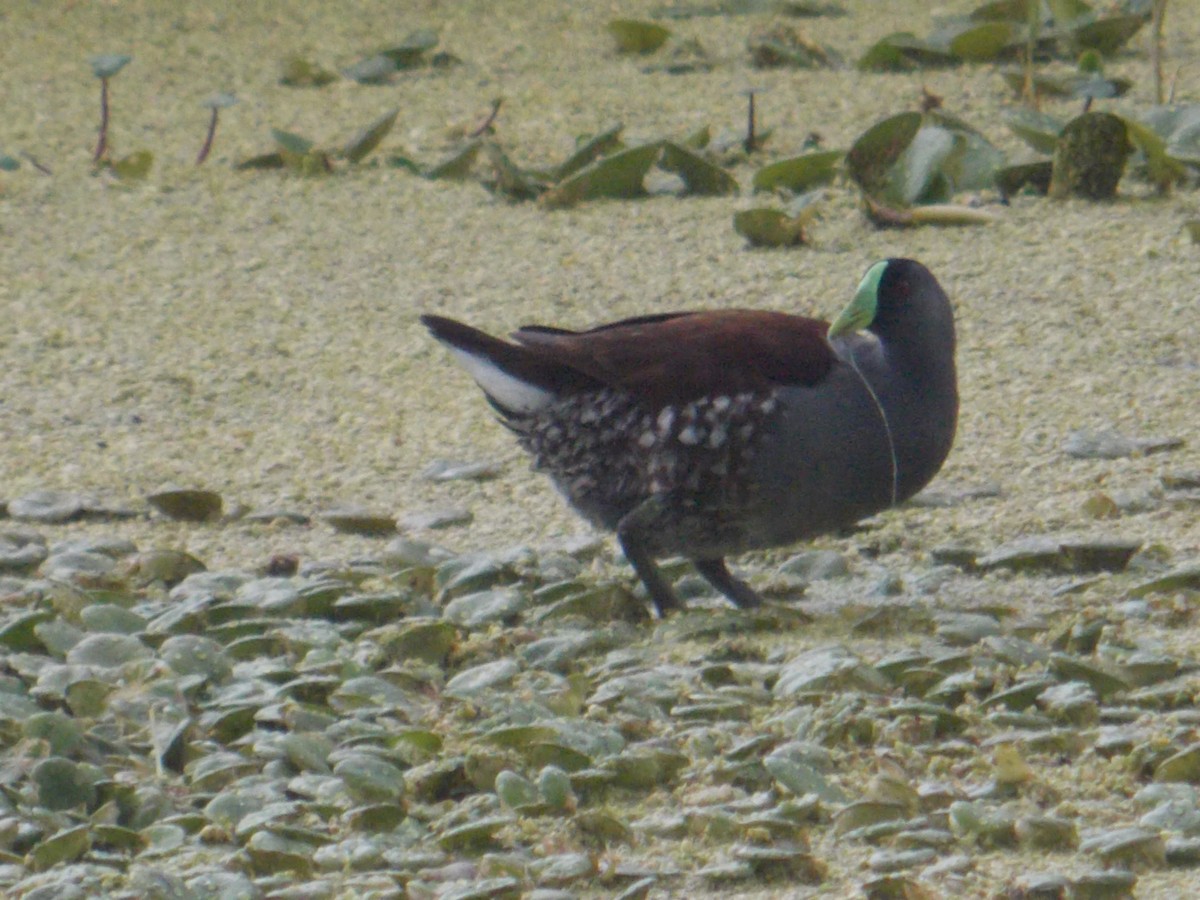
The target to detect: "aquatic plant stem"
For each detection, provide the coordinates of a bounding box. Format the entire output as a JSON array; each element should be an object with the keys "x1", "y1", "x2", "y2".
[
  {"x1": 1151, "y1": 0, "x2": 1169, "y2": 105},
  {"x1": 93, "y1": 76, "x2": 110, "y2": 162},
  {"x1": 196, "y1": 107, "x2": 219, "y2": 165}
]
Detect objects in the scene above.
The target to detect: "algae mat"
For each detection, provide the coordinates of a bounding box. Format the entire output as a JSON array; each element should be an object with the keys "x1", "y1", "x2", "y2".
[{"x1": 1, "y1": 1, "x2": 1199, "y2": 897}]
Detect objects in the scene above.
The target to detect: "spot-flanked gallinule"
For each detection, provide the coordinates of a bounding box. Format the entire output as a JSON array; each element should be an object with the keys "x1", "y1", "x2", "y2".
[{"x1": 422, "y1": 258, "x2": 958, "y2": 616}]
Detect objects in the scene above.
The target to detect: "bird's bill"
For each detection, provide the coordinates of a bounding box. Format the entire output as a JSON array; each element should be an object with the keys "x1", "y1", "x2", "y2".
[{"x1": 828, "y1": 260, "x2": 886, "y2": 339}]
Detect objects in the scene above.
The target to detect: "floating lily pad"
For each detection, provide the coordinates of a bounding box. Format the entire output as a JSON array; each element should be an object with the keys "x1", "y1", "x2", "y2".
[
  {"x1": 343, "y1": 54, "x2": 397, "y2": 85},
  {"x1": 733, "y1": 208, "x2": 810, "y2": 248},
  {"x1": 541, "y1": 143, "x2": 663, "y2": 209},
  {"x1": 236, "y1": 151, "x2": 286, "y2": 170},
  {"x1": 993, "y1": 160, "x2": 1051, "y2": 198},
  {"x1": 33, "y1": 757, "x2": 98, "y2": 810},
  {"x1": 858, "y1": 33, "x2": 954, "y2": 72},
  {"x1": 0, "y1": 530, "x2": 49, "y2": 571},
  {"x1": 484, "y1": 141, "x2": 546, "y2": 201},
  {"x1": 544, "y1": 125, "x2": 622, "y2": 184},
  {"x1": 109, "y1": 150, "x2": 154, "y2": 181},
  {"x1": 945, "y1": 20, "x2": 1019, "y2": 61},
  {"x1": 1124, "y1": 117, "x2": 1189, "y2": 192},
  {"x1": 334, "y1": 753, "x2": 406, "y2": 803},
  {"x1": 423, "y1": 141, "x2": 483, "y2": 181},
  {"x1": 1071, "y1": 13, "x2": 1148, "y2": 56},
  {"x1": 1063, "y1": 428, "x2": 1183, "y2": 459},
  {"x1": 752, "y1": 150, "x2": 841, "y2": 193},
  {"x1": 202, "y1": 91, "x2": 237, "y2": 111},
  {"x1": 29, "y1": 824, "x2": 91, "y2": 871},
  {"x1": 608, "y1": 20, "x2": 671, "y2": 54},
  {"x1": 437, "y1": 815, "x2": 514, "y2": 851},
  {"x1": 380, "y1": 28, "x2": 440, "y2": 68},
  {"x1": 1049, "y1": 111, "x2": 1132, "y2": 200},
  {"x1": 90, "y1": 54, "x2": 131, "y2": 79},
  {"x1": 1129, "y1": 562, "x2": 1200, "y2": 597},
  {"x1": 999, "y1": 68, "x2": 1132, "y2": 100},
  {"x1": 342, "y1": 108, "x2": 398, "y2": 164},
  {"x1": 659, "y1": 141, "x2": 738, "y2": 196},
  {"x1": 9, "y1": 489, "x2": 87, "y2": 523},
  {"x1": 147, "y1": 487, "x2": 223, "y2": 522},
  {"x1": 279, "y1": 56, "x2": 337, "y2": 87},
  {"x1": 846, "y1": 112, "x2": 922, "y2": 203},
  {"x1": 319, "y1": 507, "x2": 395, "y2": 536}
]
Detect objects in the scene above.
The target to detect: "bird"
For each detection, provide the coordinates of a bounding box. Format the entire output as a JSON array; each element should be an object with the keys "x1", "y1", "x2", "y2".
[{"x1": 421, "y1": 258, "x2": 957, "y2": 616}]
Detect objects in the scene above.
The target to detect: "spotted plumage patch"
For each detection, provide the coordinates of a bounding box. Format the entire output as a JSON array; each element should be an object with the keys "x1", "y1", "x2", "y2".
[{"x1": 513, "y1": 388, "x2": 782, "y2": 528}]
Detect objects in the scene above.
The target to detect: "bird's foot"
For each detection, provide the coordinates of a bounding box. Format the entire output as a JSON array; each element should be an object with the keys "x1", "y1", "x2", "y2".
[{"x1": 693, "y1": 558, "x2": 764, "y2": 609}]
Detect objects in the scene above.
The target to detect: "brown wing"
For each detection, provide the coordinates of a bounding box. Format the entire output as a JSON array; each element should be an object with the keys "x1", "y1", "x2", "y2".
[{"x1": 512, "y1": 309, "x2": 836, "y2": 408}]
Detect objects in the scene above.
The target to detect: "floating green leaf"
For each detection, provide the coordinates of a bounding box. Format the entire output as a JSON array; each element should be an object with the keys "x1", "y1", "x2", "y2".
[
  {"x1": 996, "y1": 160, "x2": 1053, "y2": 197},
  {"x1": 892, "y1": 126, "x2": 958, "y2": 205},
  {"x1": 945, "y1": 20, "x2": 1019, "y2": 60},
  {"x1": 147, "y1": 486, "x2": 223, "y2": 521},
  {"x1": 424, "y1": 141, "x2": 482, "y2": 180},
  {"x1": 553, "y1": 124, "x2": 625, "y2": 183},
  {"x1": 1137, "y1": 104, "x2": 1200, "y2": 166},
  {"x1": 90, "y1": 54, "x2": 131, "y2": 79},
  {"x1": 1049, "y1": 111, "x2": 1132, "y2": 200},
  {"x1": 380, "y1": 28, "x2": 440, "y2": 68},
  {"x1": 970, "y1": 0, "x2": 1038, "y2": 22},
  {"x1": 33, "y1": 757, "x2": 97, "y2": 810},
  {"x1": 203, "y1": 92, "x2": 238, "y2": 110},
  {"x1": 999, "y1": 68, "x2": 1131, "y2": 99},
  {"x1": 1007, "y1": 108, "x2": 1067, "y2": 153},
  {"x1": 279, "y1": 56, "x2": 337, "y2": 87},
  {"x1": 781, "y1": 1, "x2": 848, "y2": 16},
  {"x1": 270, "y1": 129, "x2": 330, "y2": 175},
  {"x1": 734, "y1": 207, "x2": 810, "y2": 247},
  {"x1": 845, "y1": 111, "x2": 922, "y2": 202},
  {"x1": 682, "y1": 125, "x2": 711, "y2": 150},
  {"x1": 752, "y1": 150, "x2": 842, "y2": 193},
  {"x1": 1071, "y1": 13, "x2": 1148, "y2": 56},
  {"x1": 343, "y1": 108, "x2": 399, "y2": 163},
  {"x1": 110, "y1": 150, "x2": 153, "y2": 181},
  {"x1": 1123, "y1": 117, "x2": 1188, "y2": 193},
  {"x1": 541, "y1": 142, "x2": 663, "y2": 209},
  {"x1": 236, "y1": 152, "x2": 285, "y2": 170},
  {"x1": 344, "y1": 54, "x2": 396, "y2": 85},
  {"x1": 29, "y1": 825, "x2": 91, "y2": 871},
  {"x1": 659, "y1": 141, "x2": 738, "y2": 196},
  {"x1": 608, "y1": 19, "x2": 671, "y2": 54},
  {"x1": 484, "y1": 142, "x2": 546, "y2": 201},
  {"x1": 858, "y1": 33, "x2": 954, "y2": 71},
  {"x1": 938, "y1": 125, "x2": 1005, "y2": 193},
  {"x1": 272, "y1": 129, "x2": 315, "y2": 157},
  {"x1": 1045, "y1": 0, "x2": 1092, "y2": 24}
]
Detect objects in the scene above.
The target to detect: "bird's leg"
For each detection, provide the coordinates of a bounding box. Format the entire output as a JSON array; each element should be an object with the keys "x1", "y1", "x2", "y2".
[
  {"x1": 616, "y1": 498, "x2": 683, "y2": 617},
  {"x1": 693, "y1": 558, "x2": 764, "y2": 609}
]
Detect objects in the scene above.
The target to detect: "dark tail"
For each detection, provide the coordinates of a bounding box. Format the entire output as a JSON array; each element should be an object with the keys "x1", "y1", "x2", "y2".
[{"x1": 420, "y1": 314, "x2": 595, "y2": 413}]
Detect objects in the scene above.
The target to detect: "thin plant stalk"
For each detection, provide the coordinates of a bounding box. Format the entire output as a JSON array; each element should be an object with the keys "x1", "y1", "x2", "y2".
[
  {"x1": 467, "y1": 98, "x2": 503, "y2": 139},
  {"x1": 1022, "y1": 0, "x2": 1039, "y2": 109},
  {"x1": 93, "y1": 76, "x2": 110, "y2": 162},
  {"x1": 21, "y1": 151, "x2": 52, "y2": 175},
  {"x1": 744, "y1": 90, "x2": 758, "y2": 154},
  {"x1": 1151, "y1": 0, "x2": 1169, "y2": 105},
  {"x1": 196, "y1": 107, "x2": 219, "y2": 165}
]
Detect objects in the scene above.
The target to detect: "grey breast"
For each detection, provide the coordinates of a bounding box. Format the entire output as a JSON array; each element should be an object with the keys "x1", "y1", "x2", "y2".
[{"x1": 746, "y1": 353, "x2": 897, "y2": 549}]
